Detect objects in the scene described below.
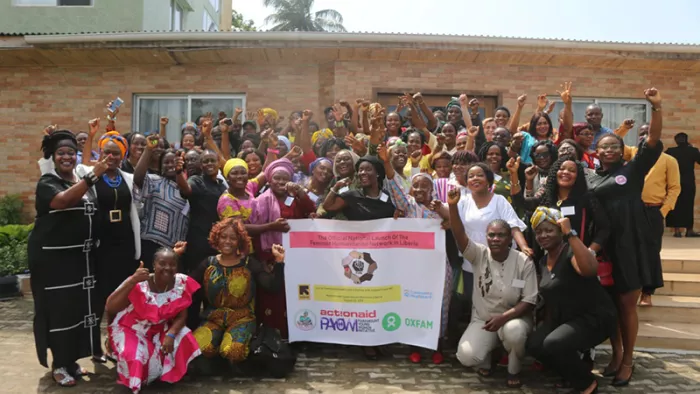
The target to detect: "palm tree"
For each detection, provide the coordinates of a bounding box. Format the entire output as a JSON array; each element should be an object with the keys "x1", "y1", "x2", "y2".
[{"x1": 263, "y1": 0, "x2": 346, "y2": 32}]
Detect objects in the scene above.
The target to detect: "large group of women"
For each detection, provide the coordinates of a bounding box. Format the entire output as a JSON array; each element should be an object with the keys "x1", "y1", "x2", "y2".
[{"x1": 30, "y1": 82, "x2": 667, "y2": 394}]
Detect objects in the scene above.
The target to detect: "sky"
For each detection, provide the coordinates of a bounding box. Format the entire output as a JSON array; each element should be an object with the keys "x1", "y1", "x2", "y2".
[{"x1": 233, "y1": 0, "x2": 700, "y2": 44}]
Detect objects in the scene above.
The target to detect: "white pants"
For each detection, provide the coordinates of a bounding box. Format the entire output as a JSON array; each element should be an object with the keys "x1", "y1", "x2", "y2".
[{"x1": 456, "y1": 317, "x2": 532, "y2": 374}]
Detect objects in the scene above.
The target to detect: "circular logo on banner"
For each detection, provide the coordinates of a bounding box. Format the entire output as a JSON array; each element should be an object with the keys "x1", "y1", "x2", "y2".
[
  {"x1": 615, "y1": 175, "x2": 627, "y2": 185},
  {"x1": 295, "y1": 309, "x2": 316, "y2": 331},
  {"x1": 382, "y1": 312, "x2": 401, "y2": 332}
]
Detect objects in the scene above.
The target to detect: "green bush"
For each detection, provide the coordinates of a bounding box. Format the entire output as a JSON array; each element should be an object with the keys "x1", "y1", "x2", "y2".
[
  {"x1": 0, "y1": 224, "x2": 32, "y2": 276},
  {"x1": 0, "y1": 239, "x2": 28, "y2": 277},
  {"x1": 0, "y1": 195, "x2": 24, "y2": 225}
]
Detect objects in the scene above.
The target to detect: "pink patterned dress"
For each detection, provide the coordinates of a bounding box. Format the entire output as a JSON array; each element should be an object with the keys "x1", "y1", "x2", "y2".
[{"x1": 109, "y1": 274, "x2": 201, "y2": 393}]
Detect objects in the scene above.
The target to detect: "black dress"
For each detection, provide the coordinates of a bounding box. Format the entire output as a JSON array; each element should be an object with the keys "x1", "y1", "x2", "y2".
[
  {"x1": 339, "y1": 189, "x2": 396, "y2": 221},
  {"x1": 587, "y1": 140, "x2": 663, "y2": 293},
  {"x1": 94, "y1": 177, "x2": 138, "y2": 318},
  {"x1": 665, "y1": 144, "x2": 700, "y2": 228},
  {"x1": 29, "y1": 174, "x2": 101, "y2": 368},
  {"x1": 182, "y1": 175, "x2": 227, "y2": 273}
]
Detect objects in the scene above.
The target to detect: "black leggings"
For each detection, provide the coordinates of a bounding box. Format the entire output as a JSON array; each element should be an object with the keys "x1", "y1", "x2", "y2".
[{"x1": 527, "y1": 316, "x2": 611, "y2": 391}]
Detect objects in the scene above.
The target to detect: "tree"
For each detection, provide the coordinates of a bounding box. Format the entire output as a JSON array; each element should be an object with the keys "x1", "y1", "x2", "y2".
[
  {"x1": 232, "y1": 9, "x2": 256, "y2": 31},
  {"x1": 263, "y1": 0, "x2": 346, "y2": 32}
]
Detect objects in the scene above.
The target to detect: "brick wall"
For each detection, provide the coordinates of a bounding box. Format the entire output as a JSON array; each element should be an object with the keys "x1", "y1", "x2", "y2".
[{"x1": 1, "y1": 60, "x2": 699, "y2": 228}]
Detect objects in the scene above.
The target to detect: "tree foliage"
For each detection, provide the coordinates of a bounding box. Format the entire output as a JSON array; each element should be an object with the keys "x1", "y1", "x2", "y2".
[
  {"x1": 263, "y1": 0, "x2": 346, "y2": 32},
  {"x1": 232, "y1": 9, "x2": 256, "y2": 31}
]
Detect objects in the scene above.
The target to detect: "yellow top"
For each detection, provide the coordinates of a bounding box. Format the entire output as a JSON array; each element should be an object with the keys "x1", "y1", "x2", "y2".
[{"x1": 624, "y1": 146, "x2": 681, "y2": 217}]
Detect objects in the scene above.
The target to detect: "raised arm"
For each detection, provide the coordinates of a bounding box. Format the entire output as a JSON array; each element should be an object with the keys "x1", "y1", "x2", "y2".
[
  {"x1": 159, "y1": 116, "x2": 168, "y2": 139},
  {"x1": 557, "y1": 82, "x2": 574, "y2": 141},
  {"x1": 644, "y1": 88, "x2": 663, "y2": 148},
  {"x1": 48, "y1": 156, "x2": 108, "y2": 210},
  {"x1": 200, "y1": 118, "x2": 226, "y2": 169},
  {"x1": 82, "y1": 118, "x2": 101, "y2": 167},
  {"x1": 105, "y1": 261, "x2": 149, "y2": 315},
  {"x1": 447, "y1": 189, "x2": 469, "y2": 253},
  {"x1": 413, "y1": 93, "x2": 438, "y2": 131},
  {"x1": 174, "y1": 151, "x2": 192, "y2": 198},
  {"x1": 297, "y1": 110, "x2": 313, "y2": 153},
  {"x1": 360, "y1": 101, "x2": 371, "y2": 135},
  {"x1": 219, "y1": 118, "x2": 232, "y2": 160},
  {"x1": 559, "y1": 217, "x2": 598, "y2": 277},
  {"x1": 133, "y1": 135, "x2": 159, "y2": 188},
  {"x1": 507, "y1": 94, "x2": 527, "y2": 135},
  {"x1": 321, "y1": 177, "x2": 350, "y2": 213}
]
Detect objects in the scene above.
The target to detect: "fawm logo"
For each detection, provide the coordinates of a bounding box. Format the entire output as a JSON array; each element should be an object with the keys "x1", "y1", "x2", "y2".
[{"x1": 298, "y1": 284, "x2": 311, "y2": 300}]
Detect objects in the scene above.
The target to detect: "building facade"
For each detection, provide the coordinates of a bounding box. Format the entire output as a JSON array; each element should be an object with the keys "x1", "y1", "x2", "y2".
[
  {"x1": 0, "y1": 0, "x2": 232, "y2": 34},
  {"x1": 1, "y1": 32, "x2": 699, "y2": 226}
]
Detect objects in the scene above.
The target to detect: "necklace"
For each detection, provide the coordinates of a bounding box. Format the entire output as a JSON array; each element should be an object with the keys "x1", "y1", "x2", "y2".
[
  {"x1": 556, "y1": 199, "x2": 563, "y2": 207},
  {"x1": 102, "y1": 173, "x2": 123, "y2": 188},
  {"x1": 151, "y1": 276, "x2": 170, "y2": 293}
]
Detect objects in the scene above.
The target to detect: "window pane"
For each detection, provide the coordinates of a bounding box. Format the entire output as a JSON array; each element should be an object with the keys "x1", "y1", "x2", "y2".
[
  {"x1": 138, "y1": 98, "x2": 187, "y2": 144},
  {"x1": 173, "y1": 5, "x2": 182, "y2": 32},
  {"x1": 190, "y1": 98, "x2": 244, "y2": 125},
  {"x1": 13, "y1": 0, "x2": 55, "y2": 5},
  {"x1": 58, "y1": 0, "x2": 91, "y2": 5},
  {"x1": 209, "y1": 0, "x2": 220, "y2": 12},
  {"x1": 597, "y1": 102, "x2": 648, "y2": 146},
  {"x1": 547, "y1": 100, "x2": 594, "y2": 131}
]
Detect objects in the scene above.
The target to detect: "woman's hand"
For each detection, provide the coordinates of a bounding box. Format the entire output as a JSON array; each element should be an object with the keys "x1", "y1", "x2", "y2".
[
  {"x1": 393, "y1": 209, "x2": 405, "y2": 220},
  {"x1": 644, "y1": 87, "x2": 661, "y2": 107},
  {"x1": 517, "y1": 94, "x2": 527, "y2": 108},
  {"x1": 458, "y1": 93, "x2": 469, "y2": 107},
  {"x1": 467, "y1": 126, "x2": 479, "y2": 139},
  {"x1": 331, "y1": 104, "x2": 344, "y2": 122},
  {"x1": 284, "y1": 146, "x2": 303, "y2": 161},
  {"x1": 557, "y1": 81, "x2": 573, "y2": 105},
  {"x1": 536, "y1": 93, "x2": 548, "y2": 112},
  {"x1": 201, "y1": 119, "x2": 213, "y2": 138},
  {"x1": 447, "y1": 188, "x2": 461, "y2": 206},
  {"x1": 302, "y1": 109, "x2": 313, "y2": 122},
  {"x1": 146, "y1": 134, "x2": 159, "y2": 150},
  {"x1": 413, "y1": 92, "x2": 424, "y2": 105},
  {"x1": 160, "y1": 117, "x2": 169, "y2": 127},
  {"x1": 161, "y1": 335, "x2": 174, "y2": 354},
  {"x1": 271, "y1": 244, "x2": 285, "y2": 263},
  {"x1": 44, "y1": 124, "x2": 58, "y2": 136},
  {"x1": 557, "y1": 217, "x2": 572, "y2": 235},
  {"x1": 469, "y1": 98, "x2": 479, "y2": 115},
  {"x1": 175, "y1": 151, "x2": 185, "y2": 173},
  {"x1": 130, "y1": 261, "x2": 149, "y2": 285},
  {"x1": 377, "y1": 142, "x2": 389, "y2": 162},
  {"x1": 88, "y1": 118, "x2": 100, "y2": 137},
  {"x1": 622, "y1": 119, "x2": 635, "y2": 130},
  {"x1": 428, "y1": 199, "x2": 443, "y2": 212},
  {"x1": 506, "y1": 157, "x2": 520, "y2": 175},
  {"x1": 524, "y1": 165, "x2": 538, "y2": 181},
  {"x1": 173, "y1": 241, "x2": 187, "y2": 256},
  {"x1": 483, "y1": 314, "x2": 508, "y2": 332},
  {"x1": 333, "y1": 177, "x2": 351, "y2": 193},
  {"x1": 286, "y1": 182, "x2": 302, "y2": 196},
  {"x1": 93, "y1": 154, "x2": 111, "y2": 177},
  {"x1": 410, "y1": 149, "x2": 421, "y2": 165},
  {"x1": 268, "y1": 218, "x2": 290, "y2": 232},
  {"x1": 520, "y1": 246, "x2": 535, "y2": 258}
]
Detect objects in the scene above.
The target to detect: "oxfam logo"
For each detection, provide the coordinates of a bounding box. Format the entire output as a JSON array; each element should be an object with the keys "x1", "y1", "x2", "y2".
[{"x1": 382, "y1": 312, "x2": 401, "y2": 332}]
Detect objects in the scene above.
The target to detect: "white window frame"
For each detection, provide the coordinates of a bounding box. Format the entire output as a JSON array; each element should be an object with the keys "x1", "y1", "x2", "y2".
[
  {"x1": 13, "y1": 0, "x2": 93, "y2": 6},
  {"x1": 132, "y1": 93, "x2": 247, "y2": 134},
  {"x1": 209, "y1": 0, "x2": 220, "y2": 12},
  {"x1": 170, "y1": 0, "x2": 184, "y2": 32},
  {"x1": 547, "y1": 96, "x2": 650, "y2": 132},
  {"x1": 202, "y1": 10, "x2": 217, "y2": 31}
]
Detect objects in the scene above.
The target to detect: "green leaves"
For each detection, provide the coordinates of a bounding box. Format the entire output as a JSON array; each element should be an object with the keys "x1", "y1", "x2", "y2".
[
  {"x1": 263, "y1": 0, "x2": 347, "y2": 32},
  {"x1": 0, "y1": 194, "x2": 23, "y2": 226}
]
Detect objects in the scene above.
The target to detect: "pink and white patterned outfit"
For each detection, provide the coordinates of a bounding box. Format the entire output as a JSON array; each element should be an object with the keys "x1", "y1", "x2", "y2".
[{"x1": 109, "y1": 273, "x2": 201, "y2": 393}]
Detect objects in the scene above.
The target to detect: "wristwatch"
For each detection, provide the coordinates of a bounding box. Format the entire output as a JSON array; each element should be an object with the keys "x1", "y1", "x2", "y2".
[{"x1": 563, "y1": 229, "x2": 578, "y2": 240}]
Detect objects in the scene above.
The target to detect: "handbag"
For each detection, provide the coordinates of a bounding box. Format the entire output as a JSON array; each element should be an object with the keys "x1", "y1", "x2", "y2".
[
  {"x1": 248, "y1": 323, "x2": 297, "y2": 378},
  {"x1": 580, "y1": 208, "x2": 614, "y2": 287}
]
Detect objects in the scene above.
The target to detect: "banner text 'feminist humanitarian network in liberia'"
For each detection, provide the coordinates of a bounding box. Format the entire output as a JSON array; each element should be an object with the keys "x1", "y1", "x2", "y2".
[{"x1": 283, "y1": 218, "x2": 446, "y2": 350}]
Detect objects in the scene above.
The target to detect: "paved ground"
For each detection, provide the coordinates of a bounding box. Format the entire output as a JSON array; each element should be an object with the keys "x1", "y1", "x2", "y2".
[{"x1": 2, "y1": 298, "x2": 700, "y2": 394}]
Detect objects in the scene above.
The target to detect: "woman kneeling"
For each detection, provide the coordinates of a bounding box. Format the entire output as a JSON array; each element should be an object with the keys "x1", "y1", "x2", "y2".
[
  {"x1": 192, "y1": 218, "x2": 285, "y2": 364},
  {"x1": 106, "y1": 243, "x2": 201, "y2": 393},
  {"x1": 447, "y1": 188, "x2": 538, "y2": 388}
]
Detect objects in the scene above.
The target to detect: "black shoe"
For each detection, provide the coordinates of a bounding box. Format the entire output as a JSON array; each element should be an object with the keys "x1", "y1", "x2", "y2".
[
  {"x1": 674, "y1": 232, "x2": 683, "y2": 238},
  {"x1": 611, "y1": 364, "x2": 634, "y2": 387},
  {"x1": 686, "y1": 231, "x2": 700, "y2": 238}
]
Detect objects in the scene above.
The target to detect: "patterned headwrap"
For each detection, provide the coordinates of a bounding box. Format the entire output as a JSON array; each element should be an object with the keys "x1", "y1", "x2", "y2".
[
  {"x1": 277, "y1": 135, "x2": 291, "y2": 151},
  {"x1": 530, "y1": 206, "x2": 562, "y2": 229},
  {"x1": 251, "y1": 157, "x2": 294, "y2": 252},
  {"x1": 263, "y1": 158, "x2": 294, "y2": 181},
  {"x1": 312, "y1": 128, "x2": 333, "y2": 145},
  {"x1": 223, "y1": 158, "x2": 248, "y2": 178},
  {"x1": 41, "y1": 130, "x2": 78, "y2": 159},
  {"x1": 386, "y1": 136, "x2": 402, "y2": 147},
  {"x1": 572, "y1": 122, "x2": 593, "y2": 137},
  {"x1": 368, "y1": 103, "x2": 383, "y2": 117},
  {"x1": 446, "y1": 99, "x2": 462, "y2": 112},
  {"x1": 98, "y1": 131, "x2": 128, "y2": 157},
  {"x1": 261, "y1": 108, "x2": 279, "y2": 122},
  {"x1": 309, "y1": 157, "x2": 332, "y2": 174}
]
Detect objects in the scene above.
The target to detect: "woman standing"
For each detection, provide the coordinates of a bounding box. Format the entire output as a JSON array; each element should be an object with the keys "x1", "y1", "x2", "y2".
[
  {"x1": 250, "y1": 158, "x2": 316, "y2": 339},
  {"x1": 120, "y1": 133, "x2": 148, "y2": 174},
  {"x1": 586, "y1": 88, "x2": 664, "y2": 386},
  {"x1": 526, "y1": 207, "x2": 616, "y2": 394},
  {"x1": 304, "y1": 157, "x2": 334, "y2": 208},
  {"x1": 134, "y1": 135, "x2": 189, "y2": 270},
  {"x1": 666, "y1": 132, "x2": 700, "y2": 237},
  {"x1": 30, "y1": 131, "x2": 108, "y2": 386}
]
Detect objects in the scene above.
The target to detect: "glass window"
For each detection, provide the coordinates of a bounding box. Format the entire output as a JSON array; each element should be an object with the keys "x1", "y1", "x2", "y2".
[
  {"x1": 202, "y1": 10, "x2": 217, "y2": 31},
  {"x1": 209, "y1": 0, "x2": 220, "y2": 12},
  {"x1": 173, "y1": 4, "x2": 183, "y2": 32},
  {"x1": 58, "y1": 0, "x2": 91, "y2": 5},
  {"x1": 133, "y1": 95, "x2": 246, "y2": 144},
  {"x1": 13, "y1": 0, "x2": 59, "y2": 5},
  {"x1": 547, "y1": 97, "x2": 649, "y2": 146}
]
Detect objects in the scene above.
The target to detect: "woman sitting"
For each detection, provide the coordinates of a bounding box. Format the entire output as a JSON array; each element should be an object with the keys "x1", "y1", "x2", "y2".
[
  {"x1": 106, "y1": 242, "x2": 201, "y2": 394},
  {"x1": 192, "y1": 218, "x2": 285, "y2": 364},
  {"x1": 526, "y1": 207, "x2": 616, "y2": 394},
  {"x1": 447, "y1": 188, "x2": 538, "y2": 388}
]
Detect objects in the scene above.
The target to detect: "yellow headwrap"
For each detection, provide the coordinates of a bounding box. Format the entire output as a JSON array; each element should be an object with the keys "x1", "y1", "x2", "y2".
[
  {"x1": 223, "y1": 158, "x2": 248, "y2": 178},
  {"x1": 530, "y1": 206, "x2": 562, "y2": 229},
  {"x1": 261, "y1": 108, "x2": 279, "y2": 122},
  {"x1": 311, "y1": 128, "x2": 333, "y2": 145},
  {"x1": 98, "y1": 131, "x2": 128, "y2": 158}
]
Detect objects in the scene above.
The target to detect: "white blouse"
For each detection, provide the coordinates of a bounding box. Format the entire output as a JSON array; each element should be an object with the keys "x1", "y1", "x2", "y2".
[{"x1": 457, "y1": 193, "x2": 526, "y2": 272}]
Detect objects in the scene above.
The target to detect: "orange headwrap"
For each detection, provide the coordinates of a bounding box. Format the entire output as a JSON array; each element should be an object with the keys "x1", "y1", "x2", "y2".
[{"x1": 98, "y1": 131, "x2": 128, "y2": 157}]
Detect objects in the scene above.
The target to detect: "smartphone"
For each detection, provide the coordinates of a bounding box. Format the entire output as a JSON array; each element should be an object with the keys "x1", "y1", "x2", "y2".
[
  {"x1": 223, "y1": 118, "x2": 233, "y2": 126},
  {"x1": 108, "y1": 97, "x2": 124, "y2": 113}
]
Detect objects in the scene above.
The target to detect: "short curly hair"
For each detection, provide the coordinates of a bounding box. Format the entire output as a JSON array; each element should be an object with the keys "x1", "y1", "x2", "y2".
[{"x1": 208, "y1": 218, "x2": 251, "y2": 256}]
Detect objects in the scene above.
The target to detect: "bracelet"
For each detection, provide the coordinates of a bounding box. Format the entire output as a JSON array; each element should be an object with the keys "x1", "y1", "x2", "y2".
[
  {"x1": 166, "y1": 333, "x2": 176, "y2": 340},
  {"x1": 82, "y1": 171, "x2": 98, "y2": 187},
  {"x1": 334, "y1": 121, "x2": 345, "y2": 128},
  {"x1": 652, "y1": 106, "x2": 662, "y2": 112},
  {"x1": 106, "y1": 115, "x2": 117, "y2": 122},
  {"x1": 267, "y1": 148, "x2": 279, "y2": 155},
  {"x1": 329, "y1": 189, "x2": 337, "y2": 195},
  {"x1": 587, "y1": 248, "x2": 597, "y2": 257}
]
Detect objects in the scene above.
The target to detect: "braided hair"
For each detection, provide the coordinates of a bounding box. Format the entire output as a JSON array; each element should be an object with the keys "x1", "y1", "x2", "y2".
[{"x1": 41, "y1": 130, "x2": 77, "y2": 159}]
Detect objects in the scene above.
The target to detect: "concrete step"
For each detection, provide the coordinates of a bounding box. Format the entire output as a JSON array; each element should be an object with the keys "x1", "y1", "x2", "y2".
[
  {"x1": 662, "y1": 259, "x2": 700, "y2": 274},
  {"x1": 656, "y1": 273, "x2": 700, "y2": 297},
  {"x1": 636, "y1": 321, "x2": 700, "y2": 351},
  {"x1": 638, "y1": 295, "x2": 700, "y2": 324}
]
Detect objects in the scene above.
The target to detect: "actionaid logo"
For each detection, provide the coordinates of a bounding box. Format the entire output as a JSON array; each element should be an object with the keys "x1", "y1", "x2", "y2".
[{"x1": 320, "y1": 309, "x2": 377, "y2": 319}]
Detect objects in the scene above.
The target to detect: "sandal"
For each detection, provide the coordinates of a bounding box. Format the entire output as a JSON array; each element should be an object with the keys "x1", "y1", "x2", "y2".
[
  {"x1": 476, "y1": 368, "x2": 493, "y2": 377},
  {"x1": 52, "y1": 367, "x2": 76, "y2": 387},
  {"x1": 431, "y1": 351, "x2": 444, "y2": 365},
  {"x1": 408, "y1": 351, "x2": 421, "y2": 363},
  {"x1": 506, "y1": 373, "x2": 522, "y2": 388},
  {"x1": 612, "y1": 363, "x2": 634, "y2": 387},
  {"x1": 69, "y1": 363, "x2": 88, "y2": 377}
]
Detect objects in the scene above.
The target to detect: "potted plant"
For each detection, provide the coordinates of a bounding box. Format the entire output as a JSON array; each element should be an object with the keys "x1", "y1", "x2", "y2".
[{"x1": 0, "y1": 224, "x2": 31, "y2": 299}]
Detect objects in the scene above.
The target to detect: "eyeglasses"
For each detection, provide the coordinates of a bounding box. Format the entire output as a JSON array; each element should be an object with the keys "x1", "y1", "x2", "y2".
[
  {"x1": 534, "y1": 152, "x2": 550, "y2": 160},
  {"x1": 578, "y1": 132, "x2": 594, "y2": 137},
  {"x1": 598, "y1": 144, "x2": 621, "y2": 151}
]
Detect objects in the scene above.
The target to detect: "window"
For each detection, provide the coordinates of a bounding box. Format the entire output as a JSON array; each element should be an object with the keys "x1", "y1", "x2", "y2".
[
  {"x1": 547, "y1": 97, "x2": 650, "y2": 146},
  {"x1": 170, "y1": 0, "x2": 183, "y2": 32},
  {"x1": 13, "y1": 0, "x2": 92, "y2": 5},
  {"x1": 209, "y1": 0, "x2": 220, "y2": 12},
  {"x1": 202, "y1": 10, "x2": 217, "y2": 31},
  {"x1": 377, "y1": 92, "x2": 497, "y2": 124},
  {"x1": 133, "y1": 94, "x2": 246, "y2": 144}
]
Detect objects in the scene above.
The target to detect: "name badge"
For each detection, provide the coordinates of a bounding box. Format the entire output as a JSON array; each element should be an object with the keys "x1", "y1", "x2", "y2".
[
  {"x1": 494, "y1": 173, "x2": 502, "y2": 182},
  {"x1": 379, "y1": 192, "x2": 389, "y2": 203},
  {"x1": 561, "y1": 206, "x2": 576, "y2": 216},
  {"x1": 339, "y1": 186, "x2": 350, "y2": 194},
  {"x1": 181, "y1": 202, "x2": 190, "y2": 216},
  {"x1": 284, "y1": 196, "x2": 295, "y2": 207},
  {"x1": 511, "y1": 279, "x2": 525, "y2": 289},
  {"x1": 308, "y1": 191, "x2": 319, "y2": 203}
]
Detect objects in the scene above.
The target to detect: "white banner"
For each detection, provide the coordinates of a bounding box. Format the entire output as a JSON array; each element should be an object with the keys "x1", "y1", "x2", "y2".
[{"x1": 283, "y1": 218, "x2": 446, "y2": 350}]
